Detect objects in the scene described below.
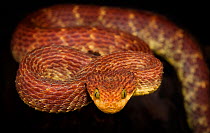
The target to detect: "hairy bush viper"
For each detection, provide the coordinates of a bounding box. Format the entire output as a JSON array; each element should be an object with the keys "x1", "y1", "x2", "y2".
[{"x1": 11, "y1": 4, "x2": 209, "y2": 132}]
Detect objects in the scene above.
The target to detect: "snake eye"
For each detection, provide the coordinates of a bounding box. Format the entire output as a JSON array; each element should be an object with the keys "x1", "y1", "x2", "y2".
[
  {"x1": 121, "y1": 89, "x2": 127, "y2": 99},
  {"x1": 94, "y1": 88, "x2": 100, "y2": 99}
]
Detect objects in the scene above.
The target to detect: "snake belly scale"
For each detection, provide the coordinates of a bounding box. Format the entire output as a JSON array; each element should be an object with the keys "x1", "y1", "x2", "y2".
[{"x1": 11, "y1": 4, "x2": 209, "y2": 133}]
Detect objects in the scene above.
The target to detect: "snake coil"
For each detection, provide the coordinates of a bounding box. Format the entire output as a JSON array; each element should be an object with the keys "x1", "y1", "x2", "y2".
[{"x1": 11, "y1": 4, "x2": 209, "y2": 133}]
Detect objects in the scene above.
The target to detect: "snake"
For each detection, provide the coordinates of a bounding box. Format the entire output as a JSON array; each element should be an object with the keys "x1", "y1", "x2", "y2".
[{"x1": 11, "y1": 4, "x2": 209, "y2": 132}]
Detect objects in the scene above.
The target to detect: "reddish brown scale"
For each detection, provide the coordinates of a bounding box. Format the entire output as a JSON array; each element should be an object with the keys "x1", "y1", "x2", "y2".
[
  {"x1": 16, "y1": 46, "x2": 93, "y2": 112},
  {"x1": 12, "y1": 26, "x2": 151, "y2": 62},
  {"x1": 78, "y1": 51, "x2": 163, "y2": 93},
  {"x1": 16, "y1": 46, "x2": 162, "y2": 113},
  {"x1": 11, "y1": 4, "x2": 210, "y2": 133}
]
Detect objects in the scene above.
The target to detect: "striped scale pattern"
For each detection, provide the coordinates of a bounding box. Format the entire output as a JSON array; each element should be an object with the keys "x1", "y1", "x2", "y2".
[{"x1": 11, "y1": 4, "x2": 209, "y2": 133}]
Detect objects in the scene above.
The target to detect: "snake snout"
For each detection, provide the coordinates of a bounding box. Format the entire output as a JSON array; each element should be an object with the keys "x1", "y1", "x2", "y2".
[{"x1": 94, "y1": 100, "x2": 127, "y2": 114}]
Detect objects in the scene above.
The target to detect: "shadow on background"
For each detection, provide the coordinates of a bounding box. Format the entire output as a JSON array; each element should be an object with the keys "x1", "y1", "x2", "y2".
[{"x1": 1, "y1": 0, "x2": 209, "y2": 132}]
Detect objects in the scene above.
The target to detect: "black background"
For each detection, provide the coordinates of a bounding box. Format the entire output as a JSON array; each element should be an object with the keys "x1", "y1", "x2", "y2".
[{"x1": 1, "y1": 0, "x2": 210, "y2": 132}]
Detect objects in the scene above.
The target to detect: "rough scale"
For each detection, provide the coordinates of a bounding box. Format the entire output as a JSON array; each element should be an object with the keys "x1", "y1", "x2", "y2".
[{"x1": 11, "y1": 4, "x2": 210, "y2": 133}]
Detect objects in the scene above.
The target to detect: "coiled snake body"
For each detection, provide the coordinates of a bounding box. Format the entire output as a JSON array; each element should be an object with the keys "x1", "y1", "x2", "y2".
[{"x1": 11, "y1": 4, "x2": 209, "y2": 132}]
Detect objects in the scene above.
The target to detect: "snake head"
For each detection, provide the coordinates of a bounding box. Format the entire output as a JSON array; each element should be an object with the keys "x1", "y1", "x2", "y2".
[{"x1": 86, "y1": 71, "x2": 136, "y2": 114}]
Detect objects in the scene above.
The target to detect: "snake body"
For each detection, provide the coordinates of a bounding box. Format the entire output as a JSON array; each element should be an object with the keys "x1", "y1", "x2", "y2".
[{"x1": 11, "y1": 4, "x2": 209, "y2": 132}]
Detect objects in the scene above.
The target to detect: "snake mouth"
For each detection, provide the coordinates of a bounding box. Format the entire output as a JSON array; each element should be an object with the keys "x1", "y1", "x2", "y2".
[{"x1": 98, "y1": 107, "x2": 122, "y2": 114}]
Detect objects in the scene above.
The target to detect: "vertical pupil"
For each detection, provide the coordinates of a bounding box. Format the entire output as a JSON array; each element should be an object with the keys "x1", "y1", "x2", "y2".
[
  {"x1": 121, "y1": 89, "x2": 127, "y2": 99},
  {"x1": 94, "y1": 88, "x2": 100, "y2": 99}
]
